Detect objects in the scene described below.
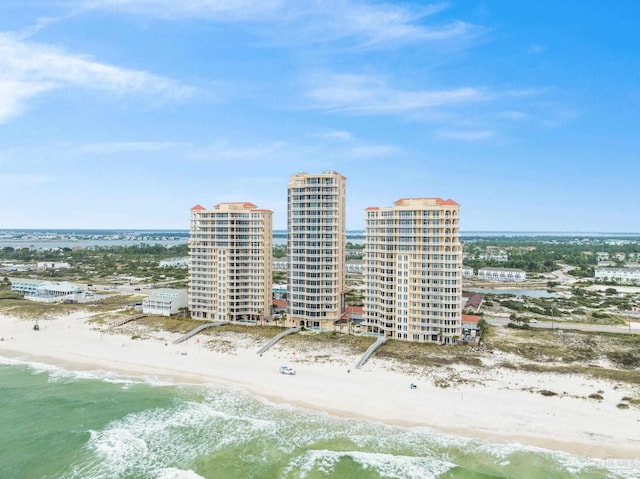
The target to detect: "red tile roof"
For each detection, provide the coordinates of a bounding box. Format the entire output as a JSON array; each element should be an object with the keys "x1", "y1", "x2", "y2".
[
  {"x1": 191, "y1": 204, "x2": 206, "y2": 210},
  {"x1": 345, "y1": 306, "x2": 363, "y2": 314},
  {"x1": 462, "y1": 314, "x2": 481, "y2": 324},
  {"x1": 272, "y1": 299, "x2": 287, "y2": 308}
]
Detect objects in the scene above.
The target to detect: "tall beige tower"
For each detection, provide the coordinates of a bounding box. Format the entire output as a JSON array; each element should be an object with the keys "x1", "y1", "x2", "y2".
[
  {"x1": 188, "y1": 202, "x2": 273, "y2": 323},
  {"x1": 363, "y1": 198, "x2": 462, "y2": 343},
  {"x1": 287, "y1": 171, "x2": 346, "y2": 330}
]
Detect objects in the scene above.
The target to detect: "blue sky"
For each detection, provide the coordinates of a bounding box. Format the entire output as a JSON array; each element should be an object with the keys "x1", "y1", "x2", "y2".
[{"x1": 1, "y1": 1, "x2": 638, "y2": 232}]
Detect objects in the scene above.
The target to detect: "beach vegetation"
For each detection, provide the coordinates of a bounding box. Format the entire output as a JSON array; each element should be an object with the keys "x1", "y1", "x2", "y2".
[{"x1": 538, "y1": 389, "x2": 557, "y2": 396}]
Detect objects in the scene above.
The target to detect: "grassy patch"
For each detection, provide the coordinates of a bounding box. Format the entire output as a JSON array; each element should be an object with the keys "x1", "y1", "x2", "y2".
[{"x1": 375, "y1": 340, "x2": 483, "y2": 367}]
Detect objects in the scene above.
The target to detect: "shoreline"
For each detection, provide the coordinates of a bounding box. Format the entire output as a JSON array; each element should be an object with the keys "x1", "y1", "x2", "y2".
[{"x1": 1, "y1": 312, "x2": 639, "y2": 461}]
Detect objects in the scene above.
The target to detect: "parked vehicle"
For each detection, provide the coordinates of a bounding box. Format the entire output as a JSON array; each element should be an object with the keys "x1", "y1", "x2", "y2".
[{"x1": 279, "y1": 366, "x2": 296, "y2": 375}]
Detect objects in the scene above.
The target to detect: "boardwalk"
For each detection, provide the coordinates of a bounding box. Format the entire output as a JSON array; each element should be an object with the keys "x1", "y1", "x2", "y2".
[
  {"x1": 173, "y1": 321, "x2": 229, "y2": 344},
  {"x1": 355, "y1": 336, "x2": 387, "y2": 369},
  {"x1": 257, "y1": 327, "x2": 301, "y2": 355},
  {"x1": 111, "y1": 314, "x2": 146, "y2": 328}
]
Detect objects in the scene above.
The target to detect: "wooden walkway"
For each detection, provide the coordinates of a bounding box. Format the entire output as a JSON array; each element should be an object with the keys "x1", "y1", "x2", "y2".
[
  {"x1": 173, "y1": 321, "x2": 229, "y2": 344},
  {"x1": 355, "y1": 336, "x2": 387, "y2": 369},
  {"x1": 257, "y1": 327, "x2": 301, "y2": 355},
  {"x1": 111, "y1": 314, "x2": 146, "y2": 328}
]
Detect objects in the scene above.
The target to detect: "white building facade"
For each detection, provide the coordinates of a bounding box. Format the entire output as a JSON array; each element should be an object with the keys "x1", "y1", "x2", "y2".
[
  {"x1": 142, "y1": 288, "x2": 188, "y2": 316},
  {"x1": 37, "y1": 262, "x2": 71, "y2": 270},
  {"x1": 477, "y1": 267, "x2": 526, "y2": 282},
  {"x1": 159, "y1": 257, "x2": 189, "y2": 268},
  {"x1": 10, "y1": 278, "x2": 91, "y2": 303},
  {"x1": 363, "y1": 198, "x2": 463, "y2": 344},
  {"x1": 462, "y1": 265, "x2": 474, "y2": 278},
  {"x1": 595, "y1": 267, "x2": 640, "y2": 284}
]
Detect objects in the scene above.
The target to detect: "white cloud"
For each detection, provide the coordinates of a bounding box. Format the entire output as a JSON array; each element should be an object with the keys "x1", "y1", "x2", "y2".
[
  {"x1": 307, "y1": 72, "x2": 489, "y2": 114},
  {"x1": 80, "y1": 0, "x2": 287, "y2": 20},
  {"x1": 79, "y1": 0, "x2": 480, "y2": 48},
  {"x1": 319, "y1": 130, "x2": 353, "y2": 141},
  {"x1": 0, "y1": 33, "x2": 194, "y2": 122},
  {"x1": 436, "y1": 129, "x2": 494, "y2": 141},
  {"x1": 0, "y1": 80, "x2": 54, "y2": 121}
]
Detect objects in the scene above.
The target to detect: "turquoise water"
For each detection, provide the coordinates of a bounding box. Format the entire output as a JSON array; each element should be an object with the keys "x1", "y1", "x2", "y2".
[{"x1": 0, "y1": 358, "x2": 637, "y2": 479}]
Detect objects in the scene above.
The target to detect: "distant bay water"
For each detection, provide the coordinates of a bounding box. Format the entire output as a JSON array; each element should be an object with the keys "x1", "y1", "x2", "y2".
[
  {"x1": 1, "y1": 229, "x2": 639, "y2": 250},
  {"x1": 1, "y1": 357, "x2": 637, "y2": 479}
]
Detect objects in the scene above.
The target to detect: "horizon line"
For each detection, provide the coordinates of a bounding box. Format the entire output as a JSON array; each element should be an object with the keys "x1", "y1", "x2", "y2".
[{"x1": 2, "y1": 228, "x2": 640, "y2": 235}]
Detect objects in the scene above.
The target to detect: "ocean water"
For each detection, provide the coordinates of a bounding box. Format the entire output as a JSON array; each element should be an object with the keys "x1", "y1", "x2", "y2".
[{"x1": 0, "y1": 358, "x2": 637, "y2": 479}]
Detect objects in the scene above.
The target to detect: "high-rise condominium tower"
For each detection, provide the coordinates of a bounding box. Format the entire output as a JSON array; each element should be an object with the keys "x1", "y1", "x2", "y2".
[
  {"x1": 287, "y1": 171, "x2": 346, "y2": 329},
  {"x1": 188, "y1": 202, "x2": 272, "y2": 322},
  {"x1": 363, "y1": 198, "x2": 462, "y2": 343}
]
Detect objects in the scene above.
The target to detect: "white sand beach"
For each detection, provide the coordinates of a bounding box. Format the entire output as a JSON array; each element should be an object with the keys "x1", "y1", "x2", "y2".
[{"x1": 1, "y1": 312, "x2": 638, "y2": 460}]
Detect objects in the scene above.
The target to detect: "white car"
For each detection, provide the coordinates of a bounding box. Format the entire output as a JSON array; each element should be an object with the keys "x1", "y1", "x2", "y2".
[
  {"x1": 279, "y1": 366, "x2": 296, "y2": 375},
  {"x1": 529, "y1": 319, "x2": 538, "y2": 323}
]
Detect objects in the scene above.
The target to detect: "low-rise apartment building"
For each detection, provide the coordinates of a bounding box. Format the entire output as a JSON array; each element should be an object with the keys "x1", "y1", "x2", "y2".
[
  {"x1": 594, "y1": 267, "x2": 640, "y2": 284},
  {"x1": 142, "y1": 288, "x2": 188, "y2": 316},
  {"x1": 478, "y1": 267, "x2": 526, "y2": 282}
]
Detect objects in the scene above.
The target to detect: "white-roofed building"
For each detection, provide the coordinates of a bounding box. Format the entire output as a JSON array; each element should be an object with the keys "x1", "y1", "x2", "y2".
[
  {"x1": 478, "y1": 267, "x2": 526, "y2": 282},
  {"x1": 594, "y1": 267, "x2": 640, "y2": 285},
  {"x1": 11, "y1": 279, "x2": 92, "y2": 303},
  {"x1": 10, "y1": 278, "x2": 45, "y2": 295},
  {"x1": 37, "y1": 261, "x2": 71, "y2": 270},
  {"x1": 272, "y1": 257, "x2": 289, "y2": 270},
  {"x1": 462, "y1": 266, "x2": 474, "y2": 278},
  {"x1": 159, "y1": 257, "x2": 189, "y2": 268},
  {"x1": 346, "y1": 260, "x2": 364, "y2": 274},
  {"x1": 142, "y1": 288, "x2": 188, "y2": 316}
]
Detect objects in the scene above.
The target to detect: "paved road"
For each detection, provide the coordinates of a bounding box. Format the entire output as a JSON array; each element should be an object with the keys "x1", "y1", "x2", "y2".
[
  {"x1": 484, "y1": 316, "x2": 640, "y2": 335},
  {"x1": 549, "y1": 264, "x2": 578, "y2": 284}
]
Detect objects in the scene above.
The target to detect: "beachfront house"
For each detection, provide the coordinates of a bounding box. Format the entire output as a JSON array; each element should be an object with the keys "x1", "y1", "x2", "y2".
[
  {"x1": 10, "y1": 278, "x2": 92, "y2": 303},
  {"x1": 142, "y1": 288, "x2": 188, "y2": 316},
  {"x1": 272, "y1": 299, "x2": 287, "y2": 317},
  {"x1": 10, "y1": 278, "x2": 44, "y2": 295},
  {"x1": 462, "y1": 293, "x2": 483, "y2": 313},
  {"x1": 272, "y1": 284, "x2": 287, "y2": 299},
  {"x1": 478, "y1": 267, "x2": 526, "y2": 282},
  {"x1": 461, "y1": 314, "x2": 481, "y2": 342}
]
